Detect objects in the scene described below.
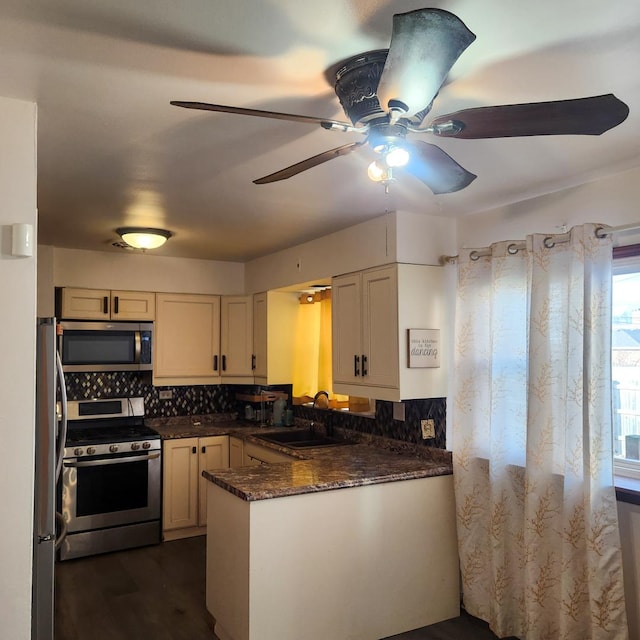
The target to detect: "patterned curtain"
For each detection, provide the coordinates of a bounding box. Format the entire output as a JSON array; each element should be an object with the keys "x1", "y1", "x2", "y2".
[{"x1": 452, "y1": 224, "x2": 628, "y2": 639}]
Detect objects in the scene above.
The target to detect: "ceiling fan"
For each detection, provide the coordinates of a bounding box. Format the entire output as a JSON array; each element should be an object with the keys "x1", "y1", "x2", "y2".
[{"x1": 171, "y1": 8, "x2": 629, "y2": 195}]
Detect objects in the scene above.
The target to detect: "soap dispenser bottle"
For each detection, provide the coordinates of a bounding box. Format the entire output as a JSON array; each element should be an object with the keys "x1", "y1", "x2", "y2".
[{"x1": 272, "y1": 397, "x2": 287, "y2": 426}]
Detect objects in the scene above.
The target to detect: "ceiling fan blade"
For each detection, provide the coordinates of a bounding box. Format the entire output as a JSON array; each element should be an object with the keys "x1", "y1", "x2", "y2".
[
  {"x1": 403, "y1": 141, "x2": 476, "y2": 194},
  {"x1": 430, "y1": 94, "x2": 629, "y2": 139},
  {"x1": 253, "y1": 142, "x2": 364, "y2": 184},
  {"x1": 376, "y1": 9, "x2": 475, "y2": 118},
  {"x1": 170, "y1": 101, "x2": 356, "y2": 130}
]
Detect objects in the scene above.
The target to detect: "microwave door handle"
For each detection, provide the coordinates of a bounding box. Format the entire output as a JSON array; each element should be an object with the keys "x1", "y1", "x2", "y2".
[
  {"x1": 134, "y1": 330, "x2": 142, "y2": 364},
  {"x1": 63, "y1": 453, "x2": 160, "y2": 467}
]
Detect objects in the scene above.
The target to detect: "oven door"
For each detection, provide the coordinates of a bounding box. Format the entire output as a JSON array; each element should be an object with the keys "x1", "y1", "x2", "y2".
[{"x1": 61, "y1": 449, "x2": 161, "y2": 533}]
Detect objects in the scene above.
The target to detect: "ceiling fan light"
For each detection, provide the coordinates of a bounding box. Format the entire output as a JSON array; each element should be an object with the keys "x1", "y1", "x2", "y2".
[
  {"x1": 116, "y1": 227, "x2": 172, "y2": 250},
  {"x1": 385, "y1": 146, "x2": 410, "y2": 167},
  {"x1": 367, "y1": 160, "x2": 388, "y2": 182}
]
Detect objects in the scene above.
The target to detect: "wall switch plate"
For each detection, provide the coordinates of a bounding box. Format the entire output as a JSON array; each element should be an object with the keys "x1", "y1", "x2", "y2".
[
  {"x1": 392, "y1": 402, "x2": 405, "y2": 421},
  {"x1": 421, "y1": 419, "x2": 435, "y2": 439},
  {"x1": 159, "y1": 390, "x2": 173, "y2": 400}
]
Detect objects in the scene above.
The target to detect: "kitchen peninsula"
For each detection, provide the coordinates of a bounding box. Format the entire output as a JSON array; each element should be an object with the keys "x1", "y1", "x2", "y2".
[{"x1": 180, "y1": 420, "x2": 459, "y2": 640}]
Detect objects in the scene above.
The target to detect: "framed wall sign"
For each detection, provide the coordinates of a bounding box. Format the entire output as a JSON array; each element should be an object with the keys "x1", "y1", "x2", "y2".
[{"x1": 408, "y1": 329, "x2": 440, "y2": 368}]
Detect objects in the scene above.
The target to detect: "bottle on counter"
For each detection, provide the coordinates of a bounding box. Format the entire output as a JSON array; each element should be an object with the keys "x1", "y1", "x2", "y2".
[
  {"x1": 244, "y1": 404, "x2": 255, "y2": 420},
  {"x1": 272, "y1": 397, "x2": 287, "y2": 426}
]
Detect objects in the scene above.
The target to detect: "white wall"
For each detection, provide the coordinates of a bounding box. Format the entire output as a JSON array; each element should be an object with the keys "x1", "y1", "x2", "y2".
[
  {"x1": 244, "y1": 212, "x2": 393, "y2": 293},
  {"x1": 0, "y1": 97, "x2": 37, "y2": 639},
  {"x1": 245, "y1": 210, "x2": 457, "y2": 293},
  {"x1": 456, "y1": 166, "x2": 640, "y2": 248},
  {"x1": 38, "y1": 246, "x2": 246, "y2": 316}
]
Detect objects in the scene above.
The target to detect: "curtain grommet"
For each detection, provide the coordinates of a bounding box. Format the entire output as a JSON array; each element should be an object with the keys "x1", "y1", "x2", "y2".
[
  {"x1": 543, "y1": 236, "x2": 555, "y2": 249},
  {"x1": 595, "y1": 226, "x2": 608, "y2": 239},
  {"x1": 507, "y1": 243, "x2": 520, "y2": 255},
  {"x1": 470, "y1": 251, "x2": 480, "y2": 261}
]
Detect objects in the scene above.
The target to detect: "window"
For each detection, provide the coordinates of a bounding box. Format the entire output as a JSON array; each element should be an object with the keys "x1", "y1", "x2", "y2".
[{"x1": 613, "y1": 245, "x2": 640, "y2": 478}]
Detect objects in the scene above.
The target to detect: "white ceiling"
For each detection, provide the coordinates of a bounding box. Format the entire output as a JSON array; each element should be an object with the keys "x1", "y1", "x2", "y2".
[{"x1": 1, "y1": 0, "x2": 639, "y2": 261}]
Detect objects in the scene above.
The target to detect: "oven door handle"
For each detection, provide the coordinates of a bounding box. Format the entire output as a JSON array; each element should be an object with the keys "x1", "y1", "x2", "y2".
[{"x1": 63, "y1": 453, "x2": 160, "y2": 467}]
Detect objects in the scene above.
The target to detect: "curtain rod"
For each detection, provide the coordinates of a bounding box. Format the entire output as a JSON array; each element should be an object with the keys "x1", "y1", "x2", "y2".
[{"x1": 439, "y1": 222, "x2": 640, "y2": 265}]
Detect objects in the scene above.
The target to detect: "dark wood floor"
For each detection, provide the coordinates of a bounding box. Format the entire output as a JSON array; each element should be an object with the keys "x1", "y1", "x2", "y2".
[
  {"x1": 55, "y1": 536, "x2": 215, "y2": 640},
  {"x1": 55, "y1": 536, "x2": 505, "y2": 640}
]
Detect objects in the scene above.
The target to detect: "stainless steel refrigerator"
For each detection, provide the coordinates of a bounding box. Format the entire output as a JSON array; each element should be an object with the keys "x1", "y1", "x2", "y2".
[{"x1": 33, "y1": 318, "x2": 68, "y2": 640}]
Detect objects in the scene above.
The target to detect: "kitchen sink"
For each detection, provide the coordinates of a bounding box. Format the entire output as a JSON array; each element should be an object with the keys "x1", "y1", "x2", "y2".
[{"x1": 254, "y1": 429, "x2": 354, "y2": 449}]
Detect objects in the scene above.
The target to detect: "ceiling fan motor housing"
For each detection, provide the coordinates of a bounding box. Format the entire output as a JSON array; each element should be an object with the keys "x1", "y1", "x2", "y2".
[
  {"x1": 333, "y1": 49, "x2": 389, "y2": 125},
  {"x1": 367, "y1": 122, "x2": 408, "y2": 153}
]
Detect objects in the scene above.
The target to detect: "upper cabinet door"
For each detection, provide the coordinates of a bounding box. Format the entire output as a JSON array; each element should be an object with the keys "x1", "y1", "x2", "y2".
[
  {"x1": 220, "y1": 296, "x2": 253, "y2": 379},
  {"x1": 331, "y1": 272, "x2": 362, "y2": 385},
  {"x1": 60, "y1": 287, "x2": 111, "y2": 320},
  {"x1": 361, "y1": 266, "x2": 399, "y2": 389},
  {"x1": 252, "y1": 292, "x2": 268, "y2": 379},
  {"x1": 110, "y1": 290, "x2": 155, "y2": 321},
  {"x1": 59, "y1": 287, "x2": 155, "y2": 320},
  {"x1": 154, "y1": 293, "x2": 221, "y2": 383}
]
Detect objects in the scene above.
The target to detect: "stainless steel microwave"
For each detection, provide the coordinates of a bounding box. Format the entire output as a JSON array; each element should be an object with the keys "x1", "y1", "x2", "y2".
[{"x1": 57, "y1": 321, "x2": 153, "y2": 372}]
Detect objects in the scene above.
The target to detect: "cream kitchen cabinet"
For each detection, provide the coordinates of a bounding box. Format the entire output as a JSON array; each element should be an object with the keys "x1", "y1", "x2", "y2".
[
  {"x1": 220, "y1": 295, "x2": 253, "y2": 382},
  {"x1": 162, "y1": 435, "x2": 230, "y2": 540},
  {"x1": 229, "y1": 436, "x2": 244, "y2": 468},
  {"x1": 252, "y1": 290, "x2": 298, "y2": 385},
  {"x1": 252, "y1": 292, "x2": 268, "y2": 379},
  {"x1": 58, "y1": 287, "x2": 155, "y2": 320},
  {"x1": 154, "y1": 293, "x2": 221, "y2": 385},
  {"x1": 332, "y1": 263, "x2": 446, "y2": 402},
  {"x1": 243, "y1": 441, "x2": 296, "y2": 465}
]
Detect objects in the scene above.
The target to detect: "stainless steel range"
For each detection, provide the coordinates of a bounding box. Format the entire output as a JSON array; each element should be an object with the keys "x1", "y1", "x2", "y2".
[{"x1": 58, "y1": 397, "x2": 161, "y2": 561}]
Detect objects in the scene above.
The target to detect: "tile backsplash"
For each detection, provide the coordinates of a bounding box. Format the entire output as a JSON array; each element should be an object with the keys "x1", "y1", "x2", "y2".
[
  {"x1": 63, "y1": 372, "x2": 236, "y2": 417},
  {"x1": 63, "y1": 371, "x2": 447, "y2": 448},
  {"x1": 296, "y1": 397, "x2": 447, "y2": 449}
]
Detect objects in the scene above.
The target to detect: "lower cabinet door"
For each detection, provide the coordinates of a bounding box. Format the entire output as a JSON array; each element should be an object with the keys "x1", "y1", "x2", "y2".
[
  {"x1": 163, "y1": 436, "x2": 230, "y2": 533},
  {"x1": 198, "y1": 436, "x2": 230, "y2": 527},
  {"x1": 162, "y1": 438, "x2": 199, "y2": 531},
  {"x1": 229, "y1": 437, "x2": 244, "y2": 468}
]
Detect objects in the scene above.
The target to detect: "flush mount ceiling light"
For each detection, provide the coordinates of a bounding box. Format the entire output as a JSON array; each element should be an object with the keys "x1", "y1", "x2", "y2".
[{"x1": 116, "y1": 227, "x2": 172, "y2": 250}]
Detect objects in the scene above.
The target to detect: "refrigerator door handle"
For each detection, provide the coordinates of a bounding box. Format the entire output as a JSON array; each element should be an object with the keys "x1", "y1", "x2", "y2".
[
  {"x1": 55, "y1": 350, "x2": 68, "y2": 481},
  {"x1": 55, "y1": 511, "x2": 67, "y2": 550}
]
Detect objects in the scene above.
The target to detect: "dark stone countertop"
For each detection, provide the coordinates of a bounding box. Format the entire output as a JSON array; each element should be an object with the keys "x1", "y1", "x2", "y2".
[{"x1": 146, "y1": 413, "x2": 452, "y2": 502}]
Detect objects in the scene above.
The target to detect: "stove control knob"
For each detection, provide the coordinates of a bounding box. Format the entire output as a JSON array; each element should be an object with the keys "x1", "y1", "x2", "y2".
[
  {"x1": 86, "y1": 447, "x2": 96, "y2": 455},
  {"x1": 109, "y1": 444, "x2": 119, "y2": 453},
  {"x1": 74, "y1": 448, "x2": 84, "y2": 456},
  {"x1": 142, "y1": 442, "x2": 151, "y2": 450},
  {"x1": 131, "y1": 442, "x2": 140, "y2": 451}
]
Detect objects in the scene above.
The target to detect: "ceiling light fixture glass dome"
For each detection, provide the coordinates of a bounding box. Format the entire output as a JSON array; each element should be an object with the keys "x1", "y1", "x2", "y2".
[{"x1": 116, "y1": 227, "x2": 172, "y2": 250}]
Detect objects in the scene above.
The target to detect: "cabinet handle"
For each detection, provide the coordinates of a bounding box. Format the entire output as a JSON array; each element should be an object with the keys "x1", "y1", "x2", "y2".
[
  {"x1": 201, "y1": 446, "x2": 205, "y2": 454},
  {"x1": 113, "y1": 296, "x2": 119, "y2": 315},
  {"x1": 222, "y1": 355, "x2": 227, "y2": 371},
  {"x1": 354, "y1": 354, "x2": 360, "y2": 377},
  {"x1": 103, "y1": 296, "x2": 109, "y2": 314},
  {"x1": 251, "y1": 354, "x2": 256, "y2": 370},
  {"x1": 213, "y1": 355, "x2": 218, "y2": 371},
  {"x1": 362, "y1": 354, "x2": 368, "y2": 377},
  {"x1": 192, "y1": 446, "x2": 197, "y2": 454}
]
